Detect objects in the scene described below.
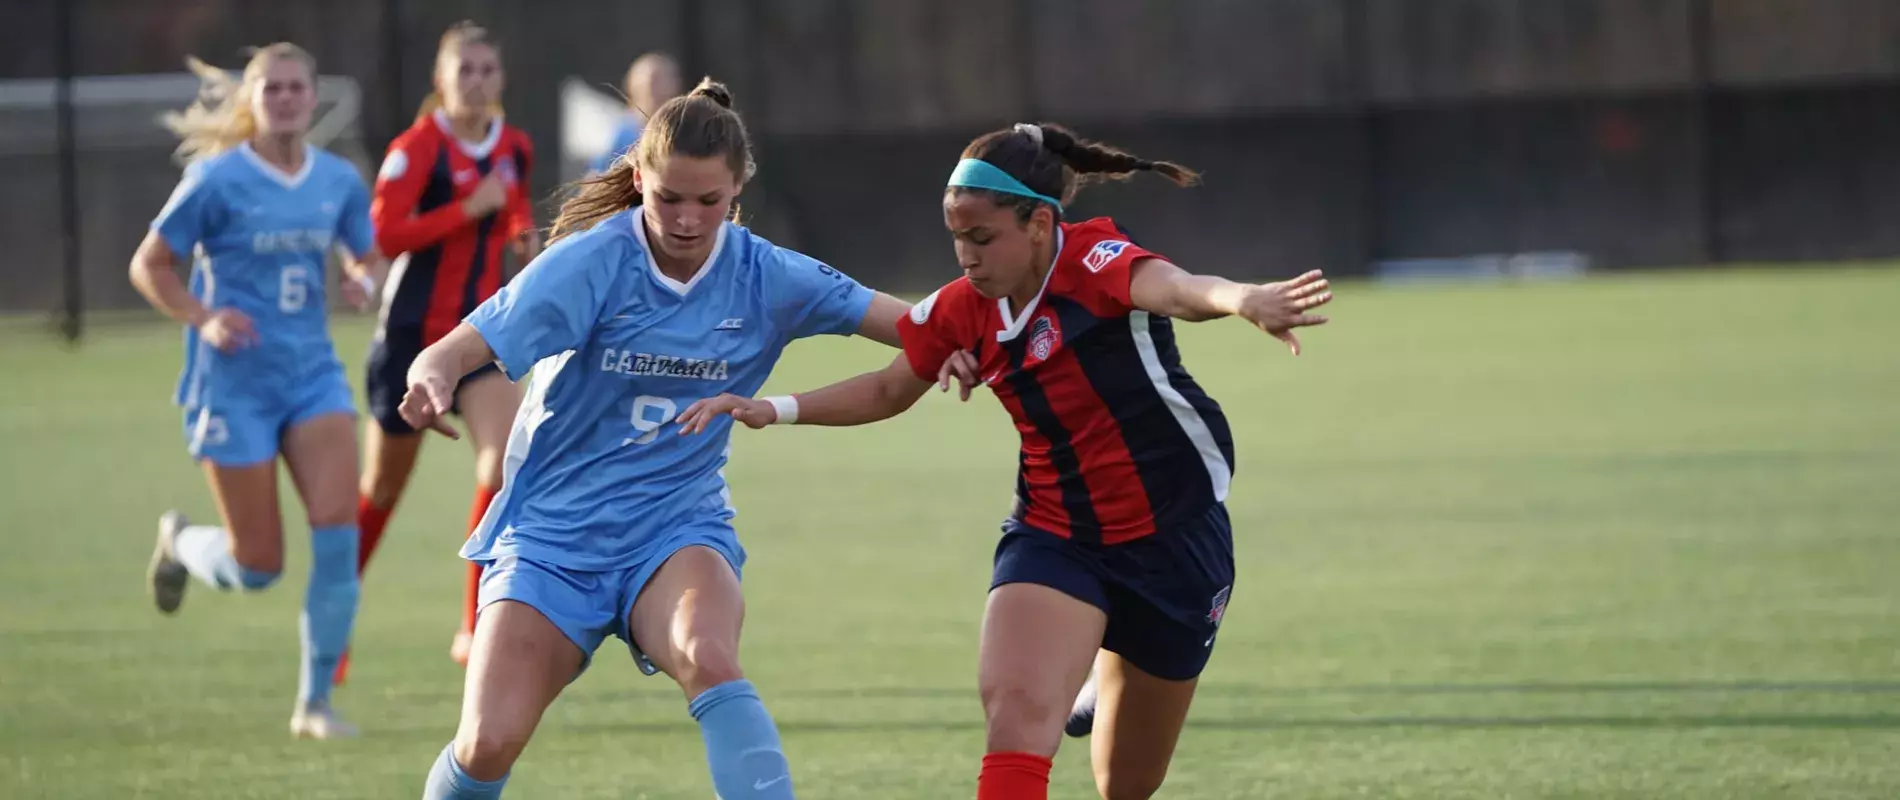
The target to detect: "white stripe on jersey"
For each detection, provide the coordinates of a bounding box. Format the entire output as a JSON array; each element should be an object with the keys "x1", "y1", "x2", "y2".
[
  {"x1": 1128, "y1": 310, "x2": 1231, "y2": 503},
  {"x1": 469, "y1": 350, "x2": 572, "y2": 545},
  {"x1": 182, "y1": 252, "x2": 217, "y2": 411}
]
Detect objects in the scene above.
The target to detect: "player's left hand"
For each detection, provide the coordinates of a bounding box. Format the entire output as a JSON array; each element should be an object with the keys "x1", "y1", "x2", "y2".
[
  {"x1": 1237, "y1": 269, "x2": 1332, "y2": 355},
  {"x1": 676, "y1": 393, "x2": 776, "y2": 434},
  {"x1": 937, "y1": 350, "x2": 981, "y2": 401}
]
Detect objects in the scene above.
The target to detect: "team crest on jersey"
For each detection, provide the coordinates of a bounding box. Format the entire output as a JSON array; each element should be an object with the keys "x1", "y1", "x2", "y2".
[
  {"x1": 1082, "y1": 239, "x2": 1130, "y2": 273},
  {"x1": 1028, "y1": 315, "x2": 1061, "y2": 362},
  {"x1": 497, "y1": 157, "x2": 519, "y2": 186}
]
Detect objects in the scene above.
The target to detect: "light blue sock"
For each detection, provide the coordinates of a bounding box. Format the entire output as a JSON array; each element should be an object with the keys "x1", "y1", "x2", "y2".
[
  {"x1": 297, "y1": 524, "x2": 360, "y2": 707},
  {"x1": 422, "y1": 743, "x2": 507, "y2": 800},
  {"x1": 688, "y1": 679, "x2": 793, "y2": 799}
]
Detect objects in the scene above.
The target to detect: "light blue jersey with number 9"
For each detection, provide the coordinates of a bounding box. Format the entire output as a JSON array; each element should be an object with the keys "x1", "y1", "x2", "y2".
[{"x1": 463, "y1": 209, "x2": 873, "y2": 571}]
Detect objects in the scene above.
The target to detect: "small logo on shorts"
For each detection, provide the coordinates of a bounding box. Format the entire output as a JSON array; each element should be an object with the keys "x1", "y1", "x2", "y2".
[{"x1": 1205, "y1": 585, "x2": 1231, "y2": 647}]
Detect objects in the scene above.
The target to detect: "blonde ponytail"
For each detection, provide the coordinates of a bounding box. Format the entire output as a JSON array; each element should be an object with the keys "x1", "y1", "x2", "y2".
[{"x1": 160, "y1": 43, "x2": 315, "y2": 165}]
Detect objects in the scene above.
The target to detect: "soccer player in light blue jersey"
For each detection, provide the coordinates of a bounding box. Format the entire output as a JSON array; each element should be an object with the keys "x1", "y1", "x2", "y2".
[
  {"x1": 129, "y1": 43, "x2": 383, "y2": 740},
  {"x1": 403, "y1": 78, "x2": 972, "y2": 800}
]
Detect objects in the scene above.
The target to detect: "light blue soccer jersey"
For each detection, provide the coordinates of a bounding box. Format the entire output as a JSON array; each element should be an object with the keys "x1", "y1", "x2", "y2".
[
  {"x1": 463, "y1": 209, "x2": 874, "y2": 571},
  {"x1": 154, "y1": 143, "x2": 375, "y2": 409}
]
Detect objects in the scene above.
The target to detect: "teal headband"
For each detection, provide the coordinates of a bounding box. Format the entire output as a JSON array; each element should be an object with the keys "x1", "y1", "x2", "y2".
[{"x1": 946, "y1": 158, "x2": 1063, "y2": 213}]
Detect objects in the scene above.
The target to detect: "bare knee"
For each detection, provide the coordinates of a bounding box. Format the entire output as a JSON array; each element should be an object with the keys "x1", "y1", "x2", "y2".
[
  {"x1": 673, "y1": 635, "x2": 744, "y2": 699},
  {"x1": 1095, "y1": 767, "x2": 1167, "y2": 800},
  {"x1": 453, "y1": 724, "x2": 529, "y2": 783},
  {"x1": 226, "y1": 528, "x2": 284, "y2": 576},
  {"x1": 473, "y1": 450, "x2": 506, "y2": 492},
  {"x1": 980, "y1": 677, "x2": 1065, "y2": 754}
]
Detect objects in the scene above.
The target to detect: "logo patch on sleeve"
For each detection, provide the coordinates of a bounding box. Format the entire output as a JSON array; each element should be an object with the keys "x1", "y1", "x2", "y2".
[
  {"x1": 910, "y1": 289, "x2": 942, "y2": 324},
  {"x1": 1082, "y1": 240, "x2": 1130, "y2": 273},
  {"x1": 378, "y1": 150, "x2": 408, "y2": 181}
]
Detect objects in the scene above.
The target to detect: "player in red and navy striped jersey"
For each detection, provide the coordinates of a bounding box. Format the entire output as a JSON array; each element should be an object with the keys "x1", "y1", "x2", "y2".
[
  {"x1": 678, "y1": 122, "x2": 1332, "y2": 800},
  {"x1": 348, "y1": 21, "x2": 540, "y2": 679}
]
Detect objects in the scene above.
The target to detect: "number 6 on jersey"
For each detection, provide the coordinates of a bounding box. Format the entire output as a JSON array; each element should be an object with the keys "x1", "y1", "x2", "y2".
[{"x1": 624, "y1": 395, "x2": 678, "y2": 446}]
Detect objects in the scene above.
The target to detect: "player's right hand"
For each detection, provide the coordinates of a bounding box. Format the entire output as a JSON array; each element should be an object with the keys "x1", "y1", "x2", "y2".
[
  {"x1": 676, "y1": 393, "x2": 776, "y2": 434},
  {"x1": 461, "y1": 173, "x2": 509, "y2": 218},
  {"x1": 398, "y1": 373, "x2": 461, "y2": 439},
  {"x1": 197, "y1": 308, "x2": 258, "y2": 353}
]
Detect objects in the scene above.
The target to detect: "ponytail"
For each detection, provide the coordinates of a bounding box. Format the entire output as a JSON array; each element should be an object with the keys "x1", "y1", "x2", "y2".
[
  {"x1": 414, "y1": 92, "x2": 443, "y2": 122},
  {"x1": 1034, "y1": 124, "x2": 1200, "y2": 189},
  {"x1": 549, "y1": 159, "x2": 641, "y2": 244},
  {"x1": 954, "y1": 122, "x2": 1198, "y2": 221}
]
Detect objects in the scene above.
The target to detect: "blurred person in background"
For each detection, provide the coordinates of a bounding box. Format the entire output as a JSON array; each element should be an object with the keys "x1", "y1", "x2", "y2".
[
  {"x1": 403, "y1": 78, "x2": 973, "y2": 800},
  {"x1": 588, "y1": 51, "x2": 681, "y2": 175},
  {"x1": 344, "y1": 20, "x2": 540, "y2": 681},
  {"x1": 133, "y1": 42, "x2": 382, "y2": 740},
  {"x1": 676, "y1": 122, "x2": 1332, "y2": 800}
]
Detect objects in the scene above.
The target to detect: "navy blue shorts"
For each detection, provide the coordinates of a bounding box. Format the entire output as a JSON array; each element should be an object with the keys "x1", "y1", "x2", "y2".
[
  {"x1": 365, "y1": 326, "x2": 501, "y2": 434},
  {"x1": 991, "y1": 503, "x2": 1235, "y2": 682}
]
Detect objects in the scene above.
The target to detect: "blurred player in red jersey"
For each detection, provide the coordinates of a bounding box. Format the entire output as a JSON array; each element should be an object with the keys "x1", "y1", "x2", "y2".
[
  {"x1": 344, "y1": 21, "x2": 541, "y2": 680},
  {"x1": 678, "y1": 122, "x2": 1331, "y2": 799}
]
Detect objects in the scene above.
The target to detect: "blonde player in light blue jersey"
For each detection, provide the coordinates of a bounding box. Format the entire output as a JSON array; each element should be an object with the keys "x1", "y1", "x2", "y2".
[
  {"x1": 129, "y1": 43, "x2": 382, "y2": 740},
  {"x1": 404, "y1": 78, "x2": 973, "y2": 799}
]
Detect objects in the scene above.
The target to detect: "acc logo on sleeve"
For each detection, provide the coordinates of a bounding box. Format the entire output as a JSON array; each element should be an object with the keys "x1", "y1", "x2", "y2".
[{"x1": 1082, "y1": 239, "x2": 1130, "y2": 273}]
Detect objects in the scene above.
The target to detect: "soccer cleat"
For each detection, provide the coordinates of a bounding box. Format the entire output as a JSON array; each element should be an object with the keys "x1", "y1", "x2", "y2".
[
  {"x1": 148, "y1": 511, "x2": 190, "y2": 614},
  {"x1": 290, "y1": 702, "x2": 359, "y2": 740},
  {"x1": 1065, "y1": 670, "x2": 1099, "y2": 738},
  {"x1": 449, "y1": 630, "x2": 474, "y2": 667}
]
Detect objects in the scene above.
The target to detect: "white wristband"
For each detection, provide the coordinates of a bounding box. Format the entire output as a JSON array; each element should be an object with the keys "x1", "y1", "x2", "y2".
[{"x1": 763, "y1": 395, "x2": 799, "y2": 425}]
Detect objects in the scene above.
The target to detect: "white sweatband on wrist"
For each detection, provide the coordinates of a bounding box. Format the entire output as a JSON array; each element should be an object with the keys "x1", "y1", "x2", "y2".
[{"x1": 763, "y1": 395, "x2": 799, "y2": 425}]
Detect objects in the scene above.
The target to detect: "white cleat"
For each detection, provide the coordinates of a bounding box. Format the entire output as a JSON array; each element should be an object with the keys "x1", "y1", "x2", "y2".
[
  {"x1": 148, "y1": 511, "x2": 190, "y2": 615},
  {"x1": 290, "y1": 703, "x2": 359, "y2": 740}
]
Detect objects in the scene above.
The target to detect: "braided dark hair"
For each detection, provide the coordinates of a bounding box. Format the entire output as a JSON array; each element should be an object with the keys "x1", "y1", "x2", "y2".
[{"x1": 952, "y1": 122, "x2": 1200, "y2": 222}]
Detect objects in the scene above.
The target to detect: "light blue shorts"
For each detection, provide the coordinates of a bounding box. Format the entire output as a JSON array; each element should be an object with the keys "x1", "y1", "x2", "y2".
[
  {"x1": 181, "y1": 362, "x2": 355, "y2": 466},
  {"x1": 476, "y1": 529, "x2": 745, "y2": 676}
]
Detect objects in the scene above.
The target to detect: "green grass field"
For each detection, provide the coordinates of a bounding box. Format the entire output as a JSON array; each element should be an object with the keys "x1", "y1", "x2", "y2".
[{"x1": 3, "y1": 267, "x2": 1897, "y2": 798}]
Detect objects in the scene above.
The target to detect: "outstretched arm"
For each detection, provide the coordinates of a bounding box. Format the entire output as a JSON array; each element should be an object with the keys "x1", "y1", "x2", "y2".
[
  {"x1": 397, "y1": 323, "x2": 499, "y2": 439},
  {"x1": 1129, "y1": 258, "x2": 1333, "y2": 354},
  {"x1": 677, "y1": 350, "x2": 976, "y2": 434}
]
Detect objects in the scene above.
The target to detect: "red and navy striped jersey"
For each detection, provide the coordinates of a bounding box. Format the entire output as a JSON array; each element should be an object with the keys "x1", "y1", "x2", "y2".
[
  {"x1": 372, "y1": 110, "x2": 535, "y2": 345},
  {"x1": 896, "y1": 218, "x2": 1235, "y2": 544}
]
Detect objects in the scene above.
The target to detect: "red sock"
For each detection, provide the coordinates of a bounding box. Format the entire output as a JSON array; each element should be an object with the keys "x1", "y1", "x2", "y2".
[
  {"x1": 355, "y1": 495, "x2": 395, "y2": 575},
  {"x1": 461, "y1": 485, "x2": 501, "y2": 634},
  {"x1": 977, "y1": 752, "x2": 1052, "y2": 800}
]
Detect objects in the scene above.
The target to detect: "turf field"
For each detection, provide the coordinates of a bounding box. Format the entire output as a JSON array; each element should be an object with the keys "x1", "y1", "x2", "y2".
[{"x1": 2, "y1": 267, "x2": 1897, "y2": 798}]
